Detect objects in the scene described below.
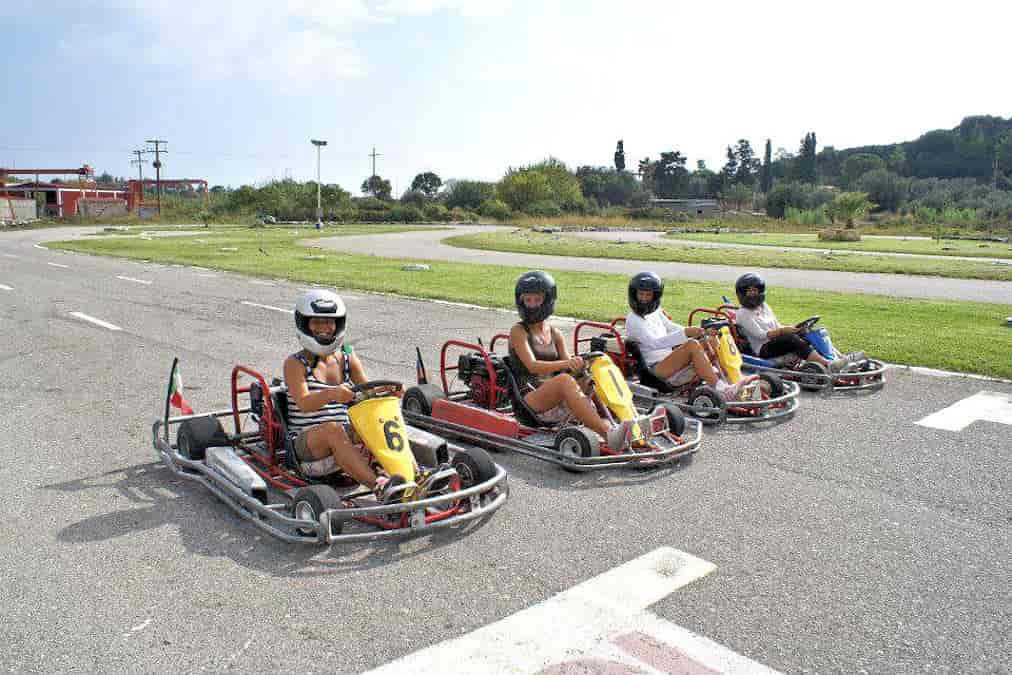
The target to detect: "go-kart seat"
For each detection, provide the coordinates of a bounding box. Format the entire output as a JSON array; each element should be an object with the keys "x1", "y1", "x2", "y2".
[
  {"x1": 623, "y1": 340, "x2": 676, "y2": 395},
  {"x1": 500, "y1": 353, "x2": 564, "y2": 428}
]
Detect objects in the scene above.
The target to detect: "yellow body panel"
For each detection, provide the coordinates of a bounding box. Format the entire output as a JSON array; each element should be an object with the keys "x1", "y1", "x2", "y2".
[
  {"x1": 714, "y1": 326, "x2": 743, "y2": 383},
  {"x1": 348, "y1": 396, "x2": 416, "y2": 481},
  {"x1": 588, "y1": 356, "x2": 644, "y2": 442}
]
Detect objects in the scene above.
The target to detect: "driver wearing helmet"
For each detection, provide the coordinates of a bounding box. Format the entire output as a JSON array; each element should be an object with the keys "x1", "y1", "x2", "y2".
[
  {"x1": 508, "y1": 271, "x2": 637, "y2": 452},
  {"x1": 733, "y1": 272, "x2": 861, "y2": 372},
  {"x1": 284, "y1": 289, "x2": 402, "y2": 501},
  {"x1": 625, "y1": 271, "x2": 757, "y2": 402}
]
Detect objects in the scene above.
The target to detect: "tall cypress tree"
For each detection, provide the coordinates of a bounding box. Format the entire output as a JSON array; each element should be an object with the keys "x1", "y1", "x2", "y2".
[
  {"x1": 614, "y1": 140, "x2": 626, "y2": 172},
  {"x1": 760, "y1": 139, "x2": 773, "y2": 193},
  {"x1": 797, "y1": 132, "x2": 818, "y2": 184}
]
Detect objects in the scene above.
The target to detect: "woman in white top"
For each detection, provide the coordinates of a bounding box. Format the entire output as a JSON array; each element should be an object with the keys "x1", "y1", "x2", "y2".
[
  {"x1": 733, "y1": 273, "x2": 859, "y2": 372},
  {"x1": 625, "y1": 272, "x2": 755, "y2": 402}
]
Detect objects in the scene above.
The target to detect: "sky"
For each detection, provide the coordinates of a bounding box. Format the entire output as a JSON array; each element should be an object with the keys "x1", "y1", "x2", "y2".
[{"x1": 1, "y1": 0, "x2": 1009, "y2": 193}]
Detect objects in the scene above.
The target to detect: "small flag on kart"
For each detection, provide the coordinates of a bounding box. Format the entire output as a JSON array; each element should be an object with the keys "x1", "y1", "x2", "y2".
[
  {"x1": 415, "y1": 347, "x2": 428, "y2": 385},
  {"x1": 168, "y1": 358, "x2": 194, "y2": 415}
]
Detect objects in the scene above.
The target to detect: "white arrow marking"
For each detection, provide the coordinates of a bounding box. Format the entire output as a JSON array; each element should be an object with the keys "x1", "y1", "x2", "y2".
[
  {"x1": 33, "y1": 244, "x2": 47, "y2": 250},
  {"x1": 0, "y1": 284, "x2": 12, "y2": 291},
  {"x1": 916, "y1": 391, "x2": 1012, "y2": 432},
  {"x1": 69, "y1": 312, "x2": 122, "y2": 331},
  {"x1": 366, "y1": 547, "x2": 777, "y2": 674},
  {"x1": 241, "y1": 300, "x2": 293, "y2": 314},
  {"x1": 2, "y1": 253, "x2": 19, "y2": 259},
  {"x1": 116, "y1": 275, "x2": 152, "y2": 285},
  {"x1": 47, "y1": 262, "x2": 70, "y2": 269}
]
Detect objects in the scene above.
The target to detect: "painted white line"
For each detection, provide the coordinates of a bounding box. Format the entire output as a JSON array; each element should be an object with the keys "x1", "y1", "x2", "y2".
[
  {"x1": 2, "y1": 253, "x2": 19, "y2": 259},
  {"x1": 886, "y1": 363, "x2": 1012, "y2": 385},
  {"x1": 47, "y1": 262, "x2": 70, "y2": 269},
  {"x1": 196, "y1": 273, "x2": 217, "y2": 278},
  {"x1": 0, "y1": 284, "x2": 12, "y2": 291},
  {"x1": 250, "y1": 280, "x2": 274, "y2": 286},
  {"x1": 33, "y1": 243, "x2": 47, "y2": 250},
  {"x1": 241, "y1": 300, "x2": 293, "y2": 314},
  {"x1": 69, "y1": 312, "x2": 122, "y2": 331},
  {"x1": 366, "y1": 547, "x2": 776, "y2": 675},
  {"x1": 116, "y1": 275, "x2": 152, "y2": 285},
  {"x1": 916, "y1": 391, "x2": 1012, "y2": 432}
]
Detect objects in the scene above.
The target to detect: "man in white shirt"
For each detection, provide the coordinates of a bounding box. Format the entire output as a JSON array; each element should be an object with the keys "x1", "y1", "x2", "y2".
[
  {"x1": 733, "y1": 273, "x2": 861, "y2": 372},
  {"x1": 625, "y1": 272, "x2": 756, "y2": 401}
]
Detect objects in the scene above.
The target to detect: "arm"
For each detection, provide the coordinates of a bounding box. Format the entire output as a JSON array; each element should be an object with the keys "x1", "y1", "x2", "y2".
[
  {"x1": 627, "y1": 312, "x2": 688, "y2": 351},
  {"x1": 284, "y1": 356, "x2": 354, "y2": 413},
  {"x1": 346, "y1": 351, "x2": 368, "y2": 385},
  {"x1": 510, "y1": 324, "x2": 571, "y2": 376}
]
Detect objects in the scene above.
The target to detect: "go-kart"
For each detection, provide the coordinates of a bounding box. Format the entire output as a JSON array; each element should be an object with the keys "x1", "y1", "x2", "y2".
[
  {"x1": 400, "y1": 336, "x2": 702, "y2": 472},
  {"x1": 152, "y1": 359, "x2": 508, "y2": 545},
  {"x1": 701, "y1": 299, "x2": 887, "y2": 392},
  {"x1": 572, "y1": 316, "x2": 800, "y2": 426}
]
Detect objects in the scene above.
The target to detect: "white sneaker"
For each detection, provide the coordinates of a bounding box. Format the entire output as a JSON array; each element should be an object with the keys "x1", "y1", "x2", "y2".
[
  {"x1": 715, "y1": 375, "x2": 759, "y2": 402},
  {"x1": 829, "y1": 358, "x2": 848, "y2": 372},
  {"x1": 844, "y1": 351, "x2": 866, "y2": 363},
  {"x1": 605, "y1": 420, "x2": 636, "y2": 452}
]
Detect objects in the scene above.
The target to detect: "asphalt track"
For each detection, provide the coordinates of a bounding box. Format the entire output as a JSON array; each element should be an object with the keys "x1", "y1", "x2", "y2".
[
  {"x1": 310, "y1": 225, "x2": 1012, "y2": 304},
  {"x1": 1, "y1": 226, "x2": 1010, "y2": 673}
]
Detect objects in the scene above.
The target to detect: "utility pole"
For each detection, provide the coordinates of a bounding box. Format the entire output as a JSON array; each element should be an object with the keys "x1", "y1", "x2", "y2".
[
  {"x1": 369, "y1": 146, "x2": 382, "y2": 178},
  {"x1": 311, "y1": 139, "x2": 327, "y2": 228},
  {"x1": 131, "y1": 149, "x2": 147, "y2": 182},
  {"x1": 146, "y1": 139, "x2": 167, "y2": 216}
]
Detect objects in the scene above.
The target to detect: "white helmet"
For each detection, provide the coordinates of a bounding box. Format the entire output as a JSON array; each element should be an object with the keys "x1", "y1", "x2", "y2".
[{"x1": 294, "y1": 289, "x2": 347, "y2": 356}]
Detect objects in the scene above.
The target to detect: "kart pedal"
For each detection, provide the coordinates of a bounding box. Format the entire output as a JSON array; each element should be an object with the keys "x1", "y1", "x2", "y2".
[
  {"x1": 375, "y1": 475, "x2": 416, "y2": 504},
  {"x1": 418, "y1": 464, "x2": 457, "y2": 495}
]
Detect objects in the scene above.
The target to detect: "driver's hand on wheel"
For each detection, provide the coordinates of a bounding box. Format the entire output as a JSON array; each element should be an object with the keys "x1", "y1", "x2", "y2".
[
  {"x1": 567, "y1": 356, "x2": 585, "y2": 373},
  {"x1": 782, "y1": 325, "x2": 800, "y2": 336},
  {"x1": 330, "y1": 384, "x2": 355, "y2": 404}
]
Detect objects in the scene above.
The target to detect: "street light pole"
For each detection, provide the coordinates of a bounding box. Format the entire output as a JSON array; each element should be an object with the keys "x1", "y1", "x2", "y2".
[{"x1": 311, "y1": 139, "x2": 327, "y2": 229}]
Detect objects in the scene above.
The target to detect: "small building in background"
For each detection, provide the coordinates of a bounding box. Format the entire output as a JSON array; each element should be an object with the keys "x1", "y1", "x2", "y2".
[
  {"x1": 649, "y1": 198, "x2": 721, "y2": 218},
  {"x1": 0, "y1": 181, "x2": 126, "y2": 218}
]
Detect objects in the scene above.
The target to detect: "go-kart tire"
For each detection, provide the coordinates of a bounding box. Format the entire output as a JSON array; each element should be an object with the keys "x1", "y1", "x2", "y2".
[
  {"x1": 688, "y1": 385, "x2": 725, "y2": 422},
  {"x1": 659, "y1": 401, "x2": 686, "y2": 437},
  {"x1": 798, "y1": 362, "x2": 829, "y2": 391},
  {"x1": 402, "y1": 384, "x2": 447, "y2": 417},
  {"x1": 757, "y1": 372, "x2": 785, "y2": 398},
  {"x1": 176, "y1": 416, "x2": 228, "y2": 462},
  {"x1": 450, "y1": 447, "x2": 497, "y2": 489},
  {"x1": 555, "y1": 426, "x2": 600, "y2": 472},
  {"x1": 291, "y1": 485, "x2": 343, "y2": 538}
]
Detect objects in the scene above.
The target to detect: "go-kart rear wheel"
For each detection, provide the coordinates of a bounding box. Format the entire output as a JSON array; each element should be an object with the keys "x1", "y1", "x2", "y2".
[
  {"x1": 659, "y1": 402, "x2": 686, "y2": 437},
  {"x1": 450, "y1": 447, "x2": 497, "y2": 489},
  {"x1": 176, "y1": 416, "x2": 228, "y2": 462},
  {"x1": 798, "y1": 362, "x2": 829, "y2": 391},
  {"x1": 291, "y1": 485, "x2": 344, "y2": 538},
  {"x1": 402, "y1": 384, "x2": 447, "y2": 417},
  {"x1": 688, "y1": 385, "x2": 725, "y2": 422},
  {"x1": 757, "y1": 372, "x2": 785, "y2": 398}
]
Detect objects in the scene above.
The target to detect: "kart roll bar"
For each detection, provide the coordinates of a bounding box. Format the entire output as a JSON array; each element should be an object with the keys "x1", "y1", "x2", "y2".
[
  {"x1": 440, "y1": 339, "x2": 504, "y2": 406},
  {"x1": 488, "y1": 333, "x2": 510, "y2": 353},
  {"x1": 231, "y1": 365, "x2": 283, "y2": 455},
  {"x1": 572, "y1": 318, "x2": 636, "y2": 374}
]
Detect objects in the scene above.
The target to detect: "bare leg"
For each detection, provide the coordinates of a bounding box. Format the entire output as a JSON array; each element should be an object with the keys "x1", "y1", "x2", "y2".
[
  {"x1": 524, "y1": 373, "x2": 610, "y2": 436},
  {"x1": 653, "y1": 341, "x2": 719, "y2": 386},
  {"x1": 805, "y1": 351, "x2": 832, "y2": 368},
  {"x1": 304, "y1": 422, "x2": 377, "y2": 487}
]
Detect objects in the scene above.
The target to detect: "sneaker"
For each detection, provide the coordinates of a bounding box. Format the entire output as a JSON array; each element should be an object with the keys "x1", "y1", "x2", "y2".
[
  {"x1": 374, "y1": 474, "x2": 411, "y2": 504},
  {"x1": 715, "y1": 375, "x2": 759, "y2": 402},
  {"x1": 605, "y1": 420, "x2": 636, "y2": 452},
  {"x1": 844, "y1": 351, "x2": 866, "y2": 364},
  {"x1": 829, "y1": 358, "x2": 849, "y2": 372}
]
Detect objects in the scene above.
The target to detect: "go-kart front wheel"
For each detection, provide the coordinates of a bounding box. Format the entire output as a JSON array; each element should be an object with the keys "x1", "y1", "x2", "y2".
[
  {"x1": 291, "y1": 485, "x2": 344, "y2": 538},
  {"x1": 689, "y1": 385, "x2": 725, "y2": 422},
  {"x1": 798, "y1": 362, "x2": 829, "y2": 391},
  {"x1": 555, "y1": 426, "x2": 600, "y2": 472},
  {"x1": 757, "y1": 372, "x2": 786, "y2": 398},
  {"x1": 658, "y1": 401, "x2": 686, "y2": 437},
  {"x1": 450, "y1": 447, "x2": 497, "y2": 489}
]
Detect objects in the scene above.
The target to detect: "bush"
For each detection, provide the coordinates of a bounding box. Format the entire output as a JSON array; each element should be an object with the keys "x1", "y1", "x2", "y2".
[
  {"x1": 858, "y1": 169, "x2": 908, "y2": 212},
  {"x1": 525, "y1": 200, "x2": 563, "y2": 217},
  {"x1": 444, "y1": 180, "x2": 496, "y2": 211},
  {"x1": 423, "y1": 202, "x2": 451, "y2": 222},
  {"x1": 390, "y1": 204, "x2": 423, "y2": 222},
  {"x1": 628, "y1": 207, "x2": 667, "y2": 220},
  {"x1": 765, "y1": 181, "x2": 833, "y2": 218},
  {"x1": 786, "y1": 206, "x2": 827, "y2": 226},
  {"x1": 449, "y1": 207, "x2": 478, "y2": 223},
  {"x1": 478, "y1": 198, "x2": 512, "y2": 221},
  {"x1": 400, "y1": 190, "x2": 427, "y2": 208}
]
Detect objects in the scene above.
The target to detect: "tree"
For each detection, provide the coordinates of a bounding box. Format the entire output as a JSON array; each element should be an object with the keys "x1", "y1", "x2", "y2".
[
  {"x1": 575, "y1": 166, "x2": 639, "y2": 206},
  {"x1": 653, "y1": 151, "x2": 689, "y2": 198},
  {"x1": 857, "y1": 169, "x2": 907, "y2": 212},
  {"x1": 361, "y1": 174, "x2": 392, "y2": 200},
  {"x1": 719, "y1": 146, "x2": 737, "y2": 190},
  {"x1": 497, "y1": 158, "x2": 583, "y2": 213},
  {"x1": 443, "y1": 180, "x2": 496, "y2": 210},
  {"x1": 96, "y1": 172, "x2": 115, "y2": 185},
  {"x1": 797, "y1": 132, "x2": 818, "y2": 184},
  {"x1": 840, "y1": 153, "x2": 886, "y2": 188},
  {"x1": 760, "y1": 139, "x2": 773, "y2": 193},
  {"x1": 720, "y1": 183, "x2": 753, "y2": 212},
  {"x1": 497, "y1": 171, "x2": 553, "y2": 212},
  {"x1": 733, "y1": 139, "x2": 759, "y2": 186},
  {"x1": 400, "y1": 189, "x2": 427, "y2": 208},
  {"x1": 637, "y1": 157, "x2": 656, "y2": 194},
  {"x1": 614, "y1": 140, "x2": 625, "y2": 172},
  {"x1": 410, "y1": 171, "x2": 442, "y2": 198},
  {"x1": 887, "y1": 147, "x2": 907, "y2": 174},
  {"x1": 826, "y1": 191, "x2": 875, "y2": 228}
]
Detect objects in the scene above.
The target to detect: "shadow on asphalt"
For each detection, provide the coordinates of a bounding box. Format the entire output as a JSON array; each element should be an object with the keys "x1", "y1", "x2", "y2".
[{"x1": 42, "y1": 462, "x2": 496, "y2": 576}]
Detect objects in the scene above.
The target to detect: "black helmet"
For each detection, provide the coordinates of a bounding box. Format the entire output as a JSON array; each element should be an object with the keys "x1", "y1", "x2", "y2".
[
  {"x1": 515, "y1": 271, "x2": 557, "y2": 324},
  {"x1": 735, "y1": 273, "x2": 766, "y2": 309},
  {"x1": 628, "y1": 271, "x2": 664, "y2": 316}
]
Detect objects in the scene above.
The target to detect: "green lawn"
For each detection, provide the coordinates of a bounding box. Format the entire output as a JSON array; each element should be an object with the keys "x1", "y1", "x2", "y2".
[
  {"x1": 47, "y1": 226, "x2": 1012, "y2": 379},
  {"x1": 664, "y1": 231, "x2": 1012, "y2": 259},
  {"x1": 445, "y1": 230, "x2": 1012, "y2": 282}
]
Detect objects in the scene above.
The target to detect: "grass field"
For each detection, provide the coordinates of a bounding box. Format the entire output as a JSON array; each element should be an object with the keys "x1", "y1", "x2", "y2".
[
  {"x1": 46, "y1": 225, "x2": 1012, "y2": 379},
  {"x1": 445, "y1": 230, "x2": 1012, "y2": 282},
  {"x1": 664, "y1": 231, "x2": 1012, "y2": 259}
]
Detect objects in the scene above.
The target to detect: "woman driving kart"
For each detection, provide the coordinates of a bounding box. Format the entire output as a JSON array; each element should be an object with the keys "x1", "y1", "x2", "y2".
[
  {"x1": 625, "y1": 271, "x2": 757, "y2": 402},
  {"x1": 508, "y1": 271, "x2": 637, "y2": 452},
  {"x1": 283, "y1": 289, "x2": 406, "y2": 503},
  {"x1": 733, "y1": 272, "x2": 863, "y2": 372}
]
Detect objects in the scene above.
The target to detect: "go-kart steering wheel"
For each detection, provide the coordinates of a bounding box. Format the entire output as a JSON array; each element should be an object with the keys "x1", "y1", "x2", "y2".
[
  {"x1": 350, "y1": 380, "x2": 403, "y2": 401},
  {"x1": 795, "y1": 316, "x2": 820, "y2": 333},
  {"x1": 571, "y1": 351, "x2": 605, "y2": 378}
]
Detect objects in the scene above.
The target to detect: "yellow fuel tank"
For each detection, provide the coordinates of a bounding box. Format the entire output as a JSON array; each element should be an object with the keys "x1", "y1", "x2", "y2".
[
  {"x1": 714, "y1": 326, "x2": 743, "y2": 383},
  {"x1": 348, "y1": 396, "x2": 417, "y2": 481},
  {"x1": 588, "y1": 356, "x2": 644, "y2": 442}
]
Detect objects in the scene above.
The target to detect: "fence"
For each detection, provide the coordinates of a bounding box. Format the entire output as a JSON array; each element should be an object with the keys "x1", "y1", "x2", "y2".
[{"x1": 0, "y1": 198, "x2": 38, "y2": 224}]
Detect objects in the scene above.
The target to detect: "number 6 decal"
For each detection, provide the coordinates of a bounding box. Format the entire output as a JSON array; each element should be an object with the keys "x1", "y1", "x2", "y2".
[{"x1": 383, "y1": 419, "x2": 405, "y2": 451}]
